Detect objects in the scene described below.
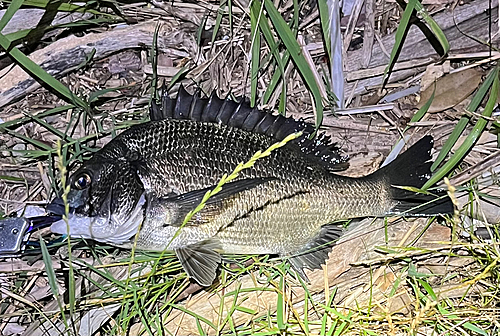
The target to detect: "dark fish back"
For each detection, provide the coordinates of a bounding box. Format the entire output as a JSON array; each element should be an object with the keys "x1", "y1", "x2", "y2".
[{"x1": 150, "y1": 86, "x2": 349, "y2": 172}]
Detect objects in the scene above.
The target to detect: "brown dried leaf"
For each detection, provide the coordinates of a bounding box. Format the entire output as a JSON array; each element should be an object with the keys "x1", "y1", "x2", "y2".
[
  {"x1": 420, "y1": 61, "x2": 450, "y2": 92},
  {"x1": 418, "y1": 68, "x2": 483, "y2": 113}
]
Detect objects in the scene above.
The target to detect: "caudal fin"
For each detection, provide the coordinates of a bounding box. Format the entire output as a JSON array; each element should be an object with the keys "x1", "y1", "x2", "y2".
[{"x1": 374, "y1": 136, "x2": 454, "y2": 216}]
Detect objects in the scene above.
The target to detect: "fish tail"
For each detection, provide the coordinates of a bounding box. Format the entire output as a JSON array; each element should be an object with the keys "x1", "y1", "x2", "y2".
[{"x1": 374, "y1": 136, "x2": 454, "y2": 216}]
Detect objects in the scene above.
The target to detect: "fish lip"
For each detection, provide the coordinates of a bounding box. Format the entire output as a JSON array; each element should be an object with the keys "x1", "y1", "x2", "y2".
[
  {"x1": 47, "y1": 188, "x2": 91, "y2": 216},
  {"x1": 46, "y1": 197, "x2": 67, "y2": 216},
  {"x1": 47, "y1": 194, "x2": 86, "y2": 216}
]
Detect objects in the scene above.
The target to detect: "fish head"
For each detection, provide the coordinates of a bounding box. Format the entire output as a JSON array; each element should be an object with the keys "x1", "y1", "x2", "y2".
[{"x1": 49, "y1": 155, "x2": 146, "y2": 245}]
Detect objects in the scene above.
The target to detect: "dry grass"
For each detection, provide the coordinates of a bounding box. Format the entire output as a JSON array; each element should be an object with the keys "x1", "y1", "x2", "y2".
[{"x1": 0, "y1": 0, "x2": 499, "y2": 335}]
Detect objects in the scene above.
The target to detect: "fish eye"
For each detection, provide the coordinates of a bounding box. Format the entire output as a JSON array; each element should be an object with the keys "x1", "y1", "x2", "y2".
[{"x1": 74, "y1": 173, "x2": 92, "y2": 190}]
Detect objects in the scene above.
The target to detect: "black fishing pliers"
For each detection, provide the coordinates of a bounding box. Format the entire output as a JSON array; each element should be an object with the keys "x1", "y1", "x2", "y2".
[{"x1": 0, "y1": 215, "x2": 61, "y2": 257}]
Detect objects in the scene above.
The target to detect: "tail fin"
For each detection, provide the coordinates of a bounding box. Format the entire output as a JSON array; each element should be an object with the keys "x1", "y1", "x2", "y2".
[{"x1": 373, "y1": 136, "x2": 454, "y2": 216}]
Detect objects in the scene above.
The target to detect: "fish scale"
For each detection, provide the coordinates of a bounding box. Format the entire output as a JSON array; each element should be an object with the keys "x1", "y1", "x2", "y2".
[
  {"x1": 49, "y1": 88, "x2": 454, "y2": 286},
  {"x1": 122, "y1": 119, "x2": 331, "y2": 193},
  {"x1": 125, "y1": 118, "x2": 388, "y2": 251},
  {"x1": 216, "y1": 178, "x2": 389, "y2": 254}
]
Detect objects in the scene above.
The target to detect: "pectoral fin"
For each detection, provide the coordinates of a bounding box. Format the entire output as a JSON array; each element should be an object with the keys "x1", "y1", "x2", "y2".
[
  {"x1": 163, "y1": 177, "x2": 274, "y2": 227},
  {"x1": 175, "y1": 240, "x2": 222, "y2": 286},
  {"x1": 168, "y1": 177, "x2": 274, "y2": 207}
]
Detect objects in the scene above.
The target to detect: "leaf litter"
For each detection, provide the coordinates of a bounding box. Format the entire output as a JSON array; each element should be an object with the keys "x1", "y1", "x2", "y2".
[{"x1": 0, "y1": 0, "x2": 499, "y2": 335}]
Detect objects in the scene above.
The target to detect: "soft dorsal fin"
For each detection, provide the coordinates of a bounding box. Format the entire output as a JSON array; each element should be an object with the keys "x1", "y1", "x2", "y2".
[{"x1": 150, "y1": 85, "x2": 349, "y2": 172}]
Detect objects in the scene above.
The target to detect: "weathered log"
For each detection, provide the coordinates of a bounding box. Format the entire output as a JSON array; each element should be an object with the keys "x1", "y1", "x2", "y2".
[
  {"x1": 0, "y1": 20, "x2": 196, "y2": 108},
  {"x1": 346, "y1": 0, "x2": 499, "y2": 96},
  {"x1": 0, "y1": 9, "x2": 91, "y2": 36}
]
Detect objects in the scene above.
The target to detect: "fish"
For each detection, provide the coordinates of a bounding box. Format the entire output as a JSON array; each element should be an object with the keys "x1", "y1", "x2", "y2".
[{"x1": 49, "y1": 86, "x2": 454, "y2": 286}]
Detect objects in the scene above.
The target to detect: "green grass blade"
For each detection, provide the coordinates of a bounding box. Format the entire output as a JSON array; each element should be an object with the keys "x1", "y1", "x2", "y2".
[
  {"x1": 291, "y1": 0, "x2": 299, "y2": 31},
  {"x1": 5, "y1": 28, "x2": 32, "y2": 43},
  {"x1": 6, "y1": 0, "x2": 112, "y2": 15},
  {"x1": 317, "y1": 0, "x2": 331, "y2": 60},
  {"x1": 297, "y1": 276, "x2": 312, "y2": 335},
  {"x1": 169, "y1": 304, "x2": 217, "y2": 330},
  {"x1": 2, "y1": 128, "x2": 53, "y2": 151},
  {"x1": 6, "y1": 18, "x2": 118, "y2": 46},
  {"x1": 151, "y1": 23, "x2": 161, "y2": 102},
  {"x1": 56, "y1": 141, "x2": 76, "y2": 326},
  {"x1": 435, "y1": 301, "x2": 488, "y2": 335},
  {"x1": 134, "y1": 292, "x2": 154, "y2": 335},
  {"x1": 88, "y1": 86, "x2": 130, "y2": 104},
  {"x1": 0, "y1": 0, "x2": 24, "y2": 32},
  {"x1": 382, "y1": 0, "x2": 417, "y2": 87},
  {"x1": 196, "y1": 317, "x2": 205, "y2": 336},
  {"x1": 389, "y1": 266, "x2": 408, "y2": 297},
  {"x1": 234, "y1": 306, "x2": 256, "y2": 314},
  {"x1": 423, "y1": 67, "x2": 499, "y2": 189},
  {"x1": 0, "y1": 175, "x2": 24, "y2": 182},
  {"x1": 39, "y1": 240, "x2": 57, "y2": 299},
  {"x1": 416, "y1": 278, "x2": 437, "y2": 300},
  {"x1": 276, "y1": 274, "x2": 285, "y2": 331},
  {"x1": 432, "y1": 117, "x2": 470, "y2": 172},
  {"x1": 228, "y1": 0, "x2": 233, "y2": 35},
  {"x1": 431, "y1": 67, "x2": 498, "y2": 171},
  {"x1": 321, "y1": 287, "x2": 337, "y2": 335},
  {"x1": 415, "y1": 2, "x2": 449, "y2": 55},
  {"x1": 251, "y1": 0, "x2": 287, "y2": 114},
  {"x1": 250, "y1": 1, "x2": 262, "y2": 107},
  {"x1": 332, "y1": 321, "x2": 347, "y2": 336},
  {"x1": 40, "y1": 237, "x2": 69, "y2": 330},
  {"x1": 0, "y1": 105, "x2": 74, "y2": 129},
  {"x1": 211, "y1": 0, "x2": 226, "y2": 46},
  {"x1": 25, "y1": 113, "x2": 75, "y2": 141},
  {"x1": 461, "y1": 323, "x2": 488, "y2": 336},
  {"x1": 167, "y1": 66, "x2": 190, "y2": 91},
  {"x1": 262, "y1": 52, "x2": 291, "y2": 105},
  {"x1": 197, "y1": 12, "x2": 209, "y2": 47},
  {"x1": 73, "y1": 48, "x2": 96, "y2": 73},
  {"x1": 263, "y1": 0, "x2": 324, "y2": 127},
  {"x1": 409, "y1": 84, "x2": 435, "y2": 125},
  {"x1": 250, "y1": 2, "x2": 262, "y2": 107}
]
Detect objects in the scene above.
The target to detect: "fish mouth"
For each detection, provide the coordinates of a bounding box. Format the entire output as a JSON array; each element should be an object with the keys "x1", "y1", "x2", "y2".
[
  {"x1": 49, "y1": 193, "x2": 147, "y2": 246},
  {"x1": 50, "y1": 213, "x2": 110, "y2": 238},
  {"x1": 46, "y1": 197, "x2": 69, "y2": 216},
  {"x1": 46, "y1": 188, "x2": 89, "y2": 217},
  {"x1": 47, "y1": 190, "x2": 109, "y2": 239}
]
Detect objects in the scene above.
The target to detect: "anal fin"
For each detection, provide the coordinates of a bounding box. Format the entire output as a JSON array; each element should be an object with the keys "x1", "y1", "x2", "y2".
[
  {"x1": 175, "y1": 240, "x2": 222, "y2": 286},
  {"x1": 287, "y1": 225, "x2": 343, "y2": 282}
]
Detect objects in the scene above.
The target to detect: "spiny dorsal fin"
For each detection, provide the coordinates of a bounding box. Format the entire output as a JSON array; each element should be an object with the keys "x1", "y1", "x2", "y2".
[{"x1": 150, "y1": 85, "x2": 349, "y2": 172}]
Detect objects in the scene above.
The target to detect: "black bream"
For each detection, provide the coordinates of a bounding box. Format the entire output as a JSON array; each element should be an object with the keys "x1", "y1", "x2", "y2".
[{"x1": 49, "y1": 86, "x2": 453, "y2": 286}]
